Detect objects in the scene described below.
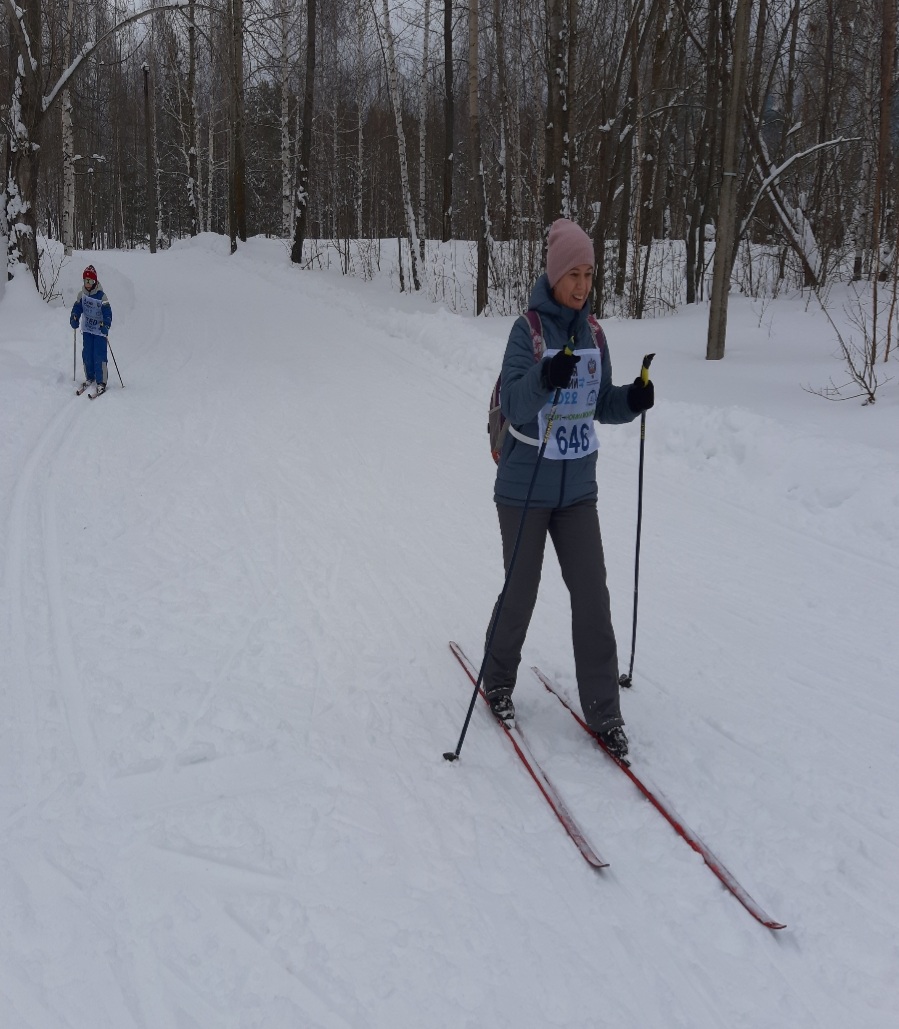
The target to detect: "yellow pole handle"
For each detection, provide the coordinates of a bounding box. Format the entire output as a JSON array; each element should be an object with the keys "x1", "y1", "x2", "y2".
[{"x1": 641, "y1": 353, "x2": 655, "y2": 385}]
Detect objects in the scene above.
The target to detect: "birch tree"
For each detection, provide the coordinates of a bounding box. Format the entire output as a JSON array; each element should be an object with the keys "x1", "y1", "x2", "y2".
[
  {"x1": 291, "y1": 0, "x2": 315, "y2": 264},
  {"x1": 186, "y1": 0, "x2": 199, "y2": 237},
  {"x1": 355, "y1": 0, "x2": 367, "y2": 238},
  {"x1": 706, "y1": 0, "x2": 752, "y2": 360},
  {"x1": 377, "y1": 0, "x2": 421, "y2": 290},
  {"x1": 543, "y1": 0, "x2": 565, "y2": 231},
  {"x1": 469, "y1": 0, "x2": 488, "y2": 311},
  {"x1": 3, "y1": 0, "x2": 44, "y2": 279},
  {"x1": 61, "y1": 0, "x2": 76, "y2": 255},
  {"x1": 418, "y1": 0, "x2": 431, "y2": 255},
  {"x1": 280, "y1": 0, "x2": 293, "y2": 238},
  {"x1": 442, "y1": 0, "x2": 453, "y2": 241},
  {"x1": 229, "y1": 0, "x2": 247, "y2": 252},
  {"x1": 491, "y1": 0, "x2": 517, "y2": 238},
  {"x1": 143, "y1": 62, "x2": 160, "y2": 253},
  {"x1": 867, "y1": 0, "x2": 896, "y2": 366}
]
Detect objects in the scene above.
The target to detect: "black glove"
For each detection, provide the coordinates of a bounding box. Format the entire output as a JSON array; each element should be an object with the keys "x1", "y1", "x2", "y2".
[
  {"x1": 545, "y1": 349, "x2": 581, "y2": 389},
  {"x1": 627, "y1": 375, "x2": 655, "y2": 412}
]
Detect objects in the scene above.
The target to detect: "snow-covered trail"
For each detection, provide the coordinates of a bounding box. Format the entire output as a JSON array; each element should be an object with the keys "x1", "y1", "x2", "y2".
[{"x1": 1, "y1": 237, "x2": 897, "y2": 1028}]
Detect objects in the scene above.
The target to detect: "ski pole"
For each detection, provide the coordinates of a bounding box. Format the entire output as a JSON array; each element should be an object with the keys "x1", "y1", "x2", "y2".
[
  {"x1": 445, "y1": 352, "x2": 572, "y2": 763},
  {"x1": 73, "y1": 328, "x2": 76, "y2": 381},
  {"x1": 619, "y1": 352, "x2": 655, "y2": 688},
  {"x1": 106, "y1": 337, "x2": 125, "y2": 387}
]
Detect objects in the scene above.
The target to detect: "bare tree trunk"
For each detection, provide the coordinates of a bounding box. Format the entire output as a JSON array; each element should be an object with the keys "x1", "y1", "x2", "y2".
[
  {"x1": 280, "y1": 0, "x2": 292, "y2": 238},
  {"x1": 207, "y1": 119, "x2": 215, "y2": 233},
  {"x1": 114, "y1": 118, "x2": 126, "y2": 247},
  {"x1": 380, "y1": 0, "x2": 421, "y2": 290},
  {"x1": 543, "y1": 0, "x2": 564, "y2": 233},
  {"x1": 186, "y1": 0, "x2": 199, "y2": 236},
  {"x1": 1, "y1": 129, "x2": 9, "y2": 279},
  {"x1": 507, "y1": 4, "x2": 522, "y2": 236},
  {"x1": 685, "y1": 0, "x2": 722, "y2": 305},
  {"x1": 291, "y1": 0, "x2": 316, "y2": 263},
  {"x1": 639, "y1": 4, "x2": 669, "y2": 246},
  {"x1": 418, "y1": 0, "x2": 431, "y2": 256},
  {"x1": 615, "y1": 15, "x2": 638, "y2": 297},
  {"x1": 561, "y1": 0, "x2": 576, "y2": 218},
  {"x1": 469, "y1": 0, "x2": 488, "y2": 312},
  {"x1": 493, "y1": 0, "x2": 512, "y2": 238},
  {"x1": 62, "y1": 0, "x2": 76, "y2": 255},
  {"x1": 143, "y1": 63, "x2": 159, "y2": 254},
  {"x1": 3, "y1": 0, "x2": 43, "y2": 282},
  {"x1": 706, "y1": 0, "x2": 752, "y2": 360},
  {"x1": 355, "y1": 0, "x2": 365, "y2": 238},
  {"x1": 870, "y1": 0, "x2": 897, "y2": 361},
  {"x1": 229, "y1": 0, "x2": 247, "y2": 252},
  {"x1": 442, "y1": 0, "x2": 454, "y2": 241}
]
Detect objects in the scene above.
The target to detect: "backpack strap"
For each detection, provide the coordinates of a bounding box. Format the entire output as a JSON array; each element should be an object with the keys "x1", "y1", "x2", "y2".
[
  {"x1": 586, "y1": 314, "x2": 607, "y2": 356},
  {"x1": 527, "y1": 310, "x2": 604, "y2": 356},
  {"x1": 503, "y1": 311, "x2": 547, "y2": 449},
  {"x1": 524, "y1": 310, "x2": 546, "y2": 359}
]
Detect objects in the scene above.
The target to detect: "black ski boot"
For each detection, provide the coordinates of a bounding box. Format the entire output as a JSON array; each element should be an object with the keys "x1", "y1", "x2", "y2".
[
  {"x1": 599, "y1": 726, "x2": 629, "y2": 761},
  {"x1": 487, "y1": 693, "x2": 515, "y2": 726}
]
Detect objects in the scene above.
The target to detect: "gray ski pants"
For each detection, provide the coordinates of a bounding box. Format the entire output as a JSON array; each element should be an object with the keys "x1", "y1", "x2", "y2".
[{"x1": 483, "y1": 500, "x2": 623, "y2": 734}]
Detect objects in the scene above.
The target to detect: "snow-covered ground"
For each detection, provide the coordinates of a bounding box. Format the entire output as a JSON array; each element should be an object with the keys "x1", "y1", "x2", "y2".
[{"x1": 1, "y1": 235, "x2": 897, "y2": 1028}]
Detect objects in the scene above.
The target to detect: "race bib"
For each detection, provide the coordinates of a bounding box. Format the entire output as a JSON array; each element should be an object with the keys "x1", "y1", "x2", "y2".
[
  {"x1": 81, "y1": 294, "x2": 105, "y2": 334},
  {"x1": 537, "y1": 347, "x2": 600, "y2": 461}
]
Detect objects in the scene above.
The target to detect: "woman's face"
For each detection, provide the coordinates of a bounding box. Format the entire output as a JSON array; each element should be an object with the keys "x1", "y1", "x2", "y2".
[{"x1": 552, "y1": 264, "x2": 593, "y2": 310}]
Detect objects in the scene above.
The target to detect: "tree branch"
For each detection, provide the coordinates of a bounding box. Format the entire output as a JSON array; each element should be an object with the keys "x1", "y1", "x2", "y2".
[{"x1": 42, "y1": 2, "x2": 193, "y2": 113}]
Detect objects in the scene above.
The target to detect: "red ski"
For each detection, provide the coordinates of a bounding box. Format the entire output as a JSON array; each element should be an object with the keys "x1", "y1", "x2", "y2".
[
  {"x1": 531, "y1": 665, "x2": 786, "y2": 930},
  {"x1": 449, "y1": 643, "x2": 608, "y2": 870}
]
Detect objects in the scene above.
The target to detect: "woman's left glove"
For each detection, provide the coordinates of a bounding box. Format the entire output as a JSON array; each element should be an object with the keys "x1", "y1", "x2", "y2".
[{"x1": 627, "y1": 376, "x2": 655, "y2": 412}]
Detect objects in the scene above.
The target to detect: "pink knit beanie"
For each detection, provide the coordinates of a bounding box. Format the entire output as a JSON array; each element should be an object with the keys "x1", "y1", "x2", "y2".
[{"x1": 546, "y1": 219, "x2": 594, "y2": 287}]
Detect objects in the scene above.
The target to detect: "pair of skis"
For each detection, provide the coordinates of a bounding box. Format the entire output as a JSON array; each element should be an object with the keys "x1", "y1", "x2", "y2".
[
  {"x1": 448, "y1": 641, "x2": 785, "y2": 931},
  {"x1": 75, "y1": 383, "x2": 107, "y2": 400}
]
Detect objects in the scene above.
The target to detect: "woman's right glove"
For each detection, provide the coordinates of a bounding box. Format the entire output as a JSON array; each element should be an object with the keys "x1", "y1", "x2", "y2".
[{"x1": 545, "y1": 349, "x2": 581, "y2": 389}]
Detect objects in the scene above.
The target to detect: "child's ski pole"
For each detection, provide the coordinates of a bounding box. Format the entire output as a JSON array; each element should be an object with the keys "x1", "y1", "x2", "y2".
[{"x1": 107, "y1": 338, "x2": 125, "y2": 387}]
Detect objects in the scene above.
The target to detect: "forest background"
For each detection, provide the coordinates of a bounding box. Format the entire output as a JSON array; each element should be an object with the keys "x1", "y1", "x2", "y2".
[{"x1": 1, "y1": 0, "x2": 897, "y2": 391}]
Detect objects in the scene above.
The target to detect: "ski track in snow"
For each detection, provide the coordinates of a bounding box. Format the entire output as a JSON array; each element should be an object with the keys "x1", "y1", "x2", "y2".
[{"x1": 1, "y1": 237, "x2": 898, "y2": 1027}]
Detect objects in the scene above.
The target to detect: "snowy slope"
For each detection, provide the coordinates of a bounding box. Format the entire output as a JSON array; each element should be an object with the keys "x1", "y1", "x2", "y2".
[{"x1": 1, "y1": 236, "x2": 897, "y2": 1028}]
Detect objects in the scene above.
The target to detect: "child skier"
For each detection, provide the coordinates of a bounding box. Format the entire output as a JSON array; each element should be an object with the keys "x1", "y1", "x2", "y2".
[{"x1": 71, "y1": 264, "x2": 112, "y2": 396}]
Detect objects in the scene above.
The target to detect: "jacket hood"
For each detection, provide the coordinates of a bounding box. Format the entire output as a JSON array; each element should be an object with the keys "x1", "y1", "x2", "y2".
[{"x1": 528, "y1": 273, "x2": 590, "y2": 341}]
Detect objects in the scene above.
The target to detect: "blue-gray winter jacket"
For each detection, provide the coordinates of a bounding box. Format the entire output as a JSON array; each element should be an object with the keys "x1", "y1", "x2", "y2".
[{"x1": 494, "y1": 274, "x2": 638, "y2": 508}]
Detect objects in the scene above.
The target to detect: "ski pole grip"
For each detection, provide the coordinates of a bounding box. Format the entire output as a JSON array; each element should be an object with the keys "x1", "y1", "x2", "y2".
[{"x1": 641, "y1": 353, "x2": 655, "y2": 385}]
